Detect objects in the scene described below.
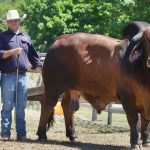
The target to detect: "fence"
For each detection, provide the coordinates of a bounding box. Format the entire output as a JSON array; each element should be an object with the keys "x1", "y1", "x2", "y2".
[{"x1": 92, "y1": 103, "x2": 125, "y2": 125}]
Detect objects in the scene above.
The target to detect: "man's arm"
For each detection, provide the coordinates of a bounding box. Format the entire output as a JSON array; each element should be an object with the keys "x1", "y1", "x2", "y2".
[
  {"x1": 28, "y1": 43, "x2": 42, "y2": 71},
  {"x1": 0, "y1": 48, "x2": 22, "y2": 59}
]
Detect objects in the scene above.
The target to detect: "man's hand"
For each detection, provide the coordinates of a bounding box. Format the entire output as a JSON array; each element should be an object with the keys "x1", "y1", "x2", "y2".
[
  {"x1": 2, "y1": 47, "x2": 23, "y2": 59},
  {"x1": 13, "y1": 47, "x2": 23, "y2": 55},
  {"x1": 34, "y1": 66, "x2": 42, "y2": 73}
]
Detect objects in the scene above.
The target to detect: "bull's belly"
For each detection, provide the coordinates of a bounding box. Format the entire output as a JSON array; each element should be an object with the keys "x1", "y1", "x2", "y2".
[
  {"x1": 75, "y1": 84, "x2": 118, "y2": 101},
  {"x1": 78, "y1": 89, "x2": 119, "y2": 113}
]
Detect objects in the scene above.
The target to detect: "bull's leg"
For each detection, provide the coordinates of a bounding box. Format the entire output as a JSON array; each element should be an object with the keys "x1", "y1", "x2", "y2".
[
  {"x1": 123, "y1": 105, "x2": 140, "y2": 149},
  {"x1": 119, "y1": 91, "x2": 141, "y2": 149},
  {"x1": 68, "y1": 90, "x2": 80, "y2": 112},
  {"x1": 140, "y1": 114, "x2": 150, "y2": 147},
  {"x1": 61, "y1": 91, "x2": 79, "y2": 141},
  {"x1": 36, "y1": 95, "x2": 58, "y2": 142},
  {"x1": 125, "y1": 110, "x2": 140, "y2": 149}
]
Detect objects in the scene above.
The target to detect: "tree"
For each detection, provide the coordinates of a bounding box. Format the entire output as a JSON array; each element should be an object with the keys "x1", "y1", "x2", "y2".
[{"x1": 19, "y1": 0, "x2": 150, "y2": 52}]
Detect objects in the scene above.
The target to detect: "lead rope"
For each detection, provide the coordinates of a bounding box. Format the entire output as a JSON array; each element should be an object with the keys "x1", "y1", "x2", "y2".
[{"x1": 14, "y1": 34, "x2": 19, "y2": 141}]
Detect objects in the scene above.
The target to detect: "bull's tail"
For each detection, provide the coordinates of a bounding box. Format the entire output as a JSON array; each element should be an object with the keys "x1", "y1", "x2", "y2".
[{"x1": 46, "y1": 109, "x2": 55, "y2": 131}]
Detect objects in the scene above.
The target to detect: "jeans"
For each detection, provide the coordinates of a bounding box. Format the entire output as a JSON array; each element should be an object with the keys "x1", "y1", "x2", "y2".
[{"x1": 1, "y1": 73, "x2": 27, "y2": 138}]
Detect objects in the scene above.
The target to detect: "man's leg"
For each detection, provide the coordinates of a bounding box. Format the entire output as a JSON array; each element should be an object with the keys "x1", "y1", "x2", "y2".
[
  {"x1": 15, "y1": 74, "x2": 27, "y2": 139},
  {"x1": 1, "y1": 74, "x2": 15, "y2": 138}
]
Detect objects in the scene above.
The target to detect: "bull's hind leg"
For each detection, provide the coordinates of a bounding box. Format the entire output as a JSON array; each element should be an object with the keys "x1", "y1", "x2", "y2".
[
  {"x1": 140, "y1": 114, "x2": 150, "y2": 147},
  {"x1": 36, "y1": 94, "x2": 58, "y2": 142},
  {"x1": 68, "y1": 90, "x2": 80, "y2": 112},
  {"x1": 61, "y1": 90, "x2": 80, "y2": 141}
]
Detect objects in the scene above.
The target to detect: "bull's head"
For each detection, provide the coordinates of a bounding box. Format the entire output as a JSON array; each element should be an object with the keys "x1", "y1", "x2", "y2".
[
  {"x1": 128, "y1": 27, "x2": 150, "y2": 68},
  {"x1": 142, "y1": 27, "x2": 150, "y2": 68},
  {"x1": 128, "y1": 43, "x2": 142, "y2": 63},
  {"x1": 125, "y1": 32, "x2": 143, "y2": 63}
]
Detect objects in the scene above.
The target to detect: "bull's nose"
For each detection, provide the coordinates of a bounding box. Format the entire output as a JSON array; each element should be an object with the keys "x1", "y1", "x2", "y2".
[{"x1": 146, "y1": 57, "x2": 150, "y2": 68}]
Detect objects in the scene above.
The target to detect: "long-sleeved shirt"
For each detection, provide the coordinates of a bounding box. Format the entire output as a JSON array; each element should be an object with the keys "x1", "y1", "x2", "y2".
[{"x1": 0, "y1": 29, "x2": 42, "y2": 73}]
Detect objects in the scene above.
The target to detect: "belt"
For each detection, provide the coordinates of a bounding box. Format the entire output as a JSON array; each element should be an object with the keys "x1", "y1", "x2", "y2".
[{"x1": 2, "y1": 71, "x2": 26, "y2": 75}]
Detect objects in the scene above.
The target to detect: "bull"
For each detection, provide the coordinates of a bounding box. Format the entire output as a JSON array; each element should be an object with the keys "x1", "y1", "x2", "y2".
[
  {"x1": 122, "y1": 21, "x2": 149, "y2": 41},
  {"x1": 37, "y1": 30, "x2": 150, "y2": 149}
]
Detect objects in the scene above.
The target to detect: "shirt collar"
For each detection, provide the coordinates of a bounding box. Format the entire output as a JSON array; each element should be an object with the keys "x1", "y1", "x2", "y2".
[{"x1": 7, "y1": 28, "x2": 23, "y2": 35}]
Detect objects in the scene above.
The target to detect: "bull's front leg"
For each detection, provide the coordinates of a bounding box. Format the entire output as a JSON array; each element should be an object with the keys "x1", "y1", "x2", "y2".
[
  {"x1": 61, "y1": 90, "x2": 79, "y2": 141},
  {"x1": 126, "y1": 111, "x2": 140, "y2": 149},
  {"x1": 119, "y1": 90, "x2": 141, "y2": 149},
  {"x1": 140, "y1": 114, "x2": 150, "y2": 147},
  {"x1": 36, "y1": 96, "x2": 57, "y2": 142}
]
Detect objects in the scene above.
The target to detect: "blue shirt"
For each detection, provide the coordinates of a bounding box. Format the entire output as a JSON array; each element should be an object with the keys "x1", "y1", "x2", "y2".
[{"x1": 0, "y1": 29, "x2": 42, "y2": 73}]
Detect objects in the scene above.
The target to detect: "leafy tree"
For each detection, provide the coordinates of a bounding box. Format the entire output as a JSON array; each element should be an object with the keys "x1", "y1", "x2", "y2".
[
  {"x1": 21, "y1": 0, "x2": 74, "y2": 51},
  {"x1": 20, "y1": 0, "x2": 132, "y2": 51},
  {"x1": 1, "y1": 0, "x2": 149, "y2": 52}
]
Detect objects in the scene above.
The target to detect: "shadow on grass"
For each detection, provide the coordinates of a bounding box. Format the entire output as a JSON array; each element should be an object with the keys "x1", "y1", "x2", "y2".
[
  {"x1": 6, "y1": 139, "x2": 130, "y2": 150},
  {"x1": 53, "y1": 140, "x2": 130, "y2": 150}
]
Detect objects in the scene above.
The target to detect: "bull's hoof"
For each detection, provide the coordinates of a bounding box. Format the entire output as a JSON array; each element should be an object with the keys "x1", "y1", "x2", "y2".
[
  {"x1": 38, "y1": 137, "x2": 47, "y2": 143},
  {"x1": 69, "y1": 135, "x2": 78, "y2": 142},
  {"x1": 66, "y1": 129, "x2": 78, "y2": 142},
  {"x1": 142, "y1": 142, "x2": 150, "y2": 147},
  {"x1": 131, "y1": 144, "x2": 142, "y2": 149},
  {"x1": 36, "y1": 128, "x2": 47, "y2": 143}
]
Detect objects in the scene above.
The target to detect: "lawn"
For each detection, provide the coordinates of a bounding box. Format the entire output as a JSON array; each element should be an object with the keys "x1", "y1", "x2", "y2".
[{"x1": 0, "y1": 103, "x2": 149, "y2": 150}]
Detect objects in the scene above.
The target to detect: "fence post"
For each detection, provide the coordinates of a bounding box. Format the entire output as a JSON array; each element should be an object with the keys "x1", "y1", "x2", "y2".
[
  {"x1": 107, "y1": 103, "x2": 112, "y2": 125},
  {"x1": 92, "y1": 108, "x2": 97, "y2": 121},
  {"x1": 137, "y1": 114, "x2": 141, "y2": 132}
]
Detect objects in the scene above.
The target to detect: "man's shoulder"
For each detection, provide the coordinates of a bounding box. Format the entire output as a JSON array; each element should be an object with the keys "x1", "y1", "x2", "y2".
[
  {"x1": 21, "y1": 32, "x2": 32, "y2": 42},
  {"x1": 0, "y1": 30, "x2": 9, "y2": 36},
  {"x1": 22, "y1": 32, "x2": 31, "y2": 39},
  {"x1": 0, "y1": 31, "x2": 11, "y2": 41}
]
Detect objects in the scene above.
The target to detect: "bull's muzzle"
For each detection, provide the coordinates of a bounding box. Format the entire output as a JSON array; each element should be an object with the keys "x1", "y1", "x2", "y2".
[{"x1": 146, "y1": 57, "x2": 150, "y2": 68}]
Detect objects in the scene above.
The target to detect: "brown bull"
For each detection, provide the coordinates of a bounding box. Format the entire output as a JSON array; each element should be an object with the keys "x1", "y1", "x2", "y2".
[
  {"x1": 122, "y1": 21, "x2": 150, "y2": 41},
  {"x1": 37, "y1": 32, "x2": 150, "y2": 149}
]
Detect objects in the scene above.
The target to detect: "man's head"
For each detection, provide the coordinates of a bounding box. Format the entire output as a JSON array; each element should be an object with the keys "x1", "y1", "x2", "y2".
[{"x1": 6, "y1": 10, "x2": 21, "y2": 33}]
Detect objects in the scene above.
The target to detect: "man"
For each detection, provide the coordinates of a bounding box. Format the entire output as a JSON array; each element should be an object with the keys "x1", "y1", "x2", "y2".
[{"x1": 0, "y1": 10, "x2": 42, "y2": 141}]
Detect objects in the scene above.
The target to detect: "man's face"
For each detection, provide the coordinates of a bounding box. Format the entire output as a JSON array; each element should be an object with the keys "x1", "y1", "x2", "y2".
[{"x1": 7, "y1": 19, "x2": 20, "y2": 32}]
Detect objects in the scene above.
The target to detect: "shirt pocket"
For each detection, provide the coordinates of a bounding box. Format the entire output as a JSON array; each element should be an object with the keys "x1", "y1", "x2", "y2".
[{"x1": 6, "y1": 38, "x2": 16, "y2": 49}]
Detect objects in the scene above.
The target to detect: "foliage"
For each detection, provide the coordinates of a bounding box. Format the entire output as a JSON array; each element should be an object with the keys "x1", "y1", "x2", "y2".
[
  {"x1": 21, "y1": 0, "x2": 75, "y2": 51},
  {"x1": 1, "y1": 0, "x2": 150, "y2": 52},
  {"x1": 20, "y1": 0, "x2": 128, "y2": 51}
]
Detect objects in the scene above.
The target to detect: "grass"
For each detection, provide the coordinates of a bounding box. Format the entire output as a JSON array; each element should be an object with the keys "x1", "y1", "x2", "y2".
[{"x1": 0, "y1": 103, "x2": 149, "y2": 150}]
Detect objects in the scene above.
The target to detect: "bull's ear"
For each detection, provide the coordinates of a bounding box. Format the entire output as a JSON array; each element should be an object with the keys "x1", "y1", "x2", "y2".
[
  {"x1": 129, "y1": 41, "x2": 141, "y2": 62},
  {"x1": 114, "y1": 39, "x2": 129, "y2": 58}
]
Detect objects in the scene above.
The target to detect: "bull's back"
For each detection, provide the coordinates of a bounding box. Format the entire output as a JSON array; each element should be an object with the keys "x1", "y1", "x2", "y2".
[{"x1": 43, "y1": 33, "x2": 121, "y2": 98}]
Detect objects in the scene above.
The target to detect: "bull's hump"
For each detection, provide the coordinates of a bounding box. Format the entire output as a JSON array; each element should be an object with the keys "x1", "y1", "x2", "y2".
[
  {"x1": 52, "y1": 33, "x2": 120, "y2": 59},
  {"x1": 75, "y1": 33, "x2": 120, "y2": 44},
  {"x1": 54, "y1": 33, "x2": 120, "y2": 46}
]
